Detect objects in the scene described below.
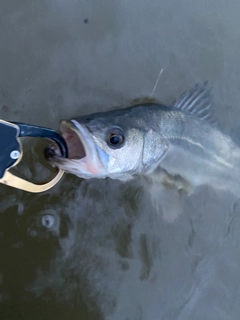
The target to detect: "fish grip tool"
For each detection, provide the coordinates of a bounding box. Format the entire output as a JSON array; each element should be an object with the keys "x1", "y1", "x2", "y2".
[{"x1": 0, "y1": 120, "x2": 67, "y2": 193}]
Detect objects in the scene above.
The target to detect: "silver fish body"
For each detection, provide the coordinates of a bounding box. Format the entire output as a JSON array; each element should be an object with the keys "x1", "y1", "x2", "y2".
[
  {"x1": 46, "y1": 83, "x2": 240, "y2": 195},
  {"x1": 156, "y1": 108, "x2": 240, "y2": 192}
]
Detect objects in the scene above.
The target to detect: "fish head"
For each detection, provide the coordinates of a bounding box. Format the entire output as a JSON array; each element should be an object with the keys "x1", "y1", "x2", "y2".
[{"x1": 45, "y1": 107, "x2": 168, "y2": 180}]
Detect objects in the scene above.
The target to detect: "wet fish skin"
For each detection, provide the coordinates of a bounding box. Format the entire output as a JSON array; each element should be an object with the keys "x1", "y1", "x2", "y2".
[{"x1": 47, "y1": 83, "x2": 240, "y2": 195}]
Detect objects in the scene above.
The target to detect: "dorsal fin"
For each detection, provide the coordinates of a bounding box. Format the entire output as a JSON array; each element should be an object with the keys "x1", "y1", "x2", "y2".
[{"x1": 172, "y1": 82, "x2": 217, "y2": 125}]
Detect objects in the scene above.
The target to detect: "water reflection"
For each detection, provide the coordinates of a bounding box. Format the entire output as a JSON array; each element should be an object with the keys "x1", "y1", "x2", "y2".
[
  {"x1": 0, "y1": 181, "x2": 101, "y2": 318},
  {"x1": 1, "y1": 156, "x2": 240, "y2": 319}
]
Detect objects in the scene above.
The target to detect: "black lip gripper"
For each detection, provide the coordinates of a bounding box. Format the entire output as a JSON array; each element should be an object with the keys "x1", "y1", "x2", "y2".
[{"x1": 0, "y1": 120, "x2": 68, "y2": 193}]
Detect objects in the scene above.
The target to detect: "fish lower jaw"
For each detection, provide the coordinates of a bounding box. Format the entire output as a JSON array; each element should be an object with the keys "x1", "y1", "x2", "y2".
[
  {"x1": 68, "y1": 169, "x2": 135, "y2": 181},
  {"x1": 57, "y1": 160, "x2": 136, "y2": 181},
  {"x1": 49, "y1": 157, "x2": 104, "y2": 178}
]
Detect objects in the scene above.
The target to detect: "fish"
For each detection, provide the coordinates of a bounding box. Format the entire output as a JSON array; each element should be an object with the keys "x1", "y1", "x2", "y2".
[{"x1": 45, "y1": 83, "x2": 240, "y2": 196}]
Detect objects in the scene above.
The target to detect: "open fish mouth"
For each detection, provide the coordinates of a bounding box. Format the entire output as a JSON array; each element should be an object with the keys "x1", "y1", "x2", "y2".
[{"x1": 45, "y1": 120, "x2": 106, "y2": 176}]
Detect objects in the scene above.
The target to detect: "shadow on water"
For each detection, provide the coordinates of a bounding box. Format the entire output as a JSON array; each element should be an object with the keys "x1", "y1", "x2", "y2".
[
  {"x1": 25, "y1": 176, "x2": 147, "y2": 319},
  {"x1": 0, "y1": 181, "x2": 101, "y2": 319},
  {"x1": 1, "y1": 134, "x2": 240, "y2": 320},
  {"x1": 0, "y1": 141, "x2": 153, "y2": 319}
]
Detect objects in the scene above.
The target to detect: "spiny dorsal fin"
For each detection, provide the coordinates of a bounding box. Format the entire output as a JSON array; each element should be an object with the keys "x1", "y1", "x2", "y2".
[{"x1": 172, "y1": 82, "x2": 217, "y2": 125}]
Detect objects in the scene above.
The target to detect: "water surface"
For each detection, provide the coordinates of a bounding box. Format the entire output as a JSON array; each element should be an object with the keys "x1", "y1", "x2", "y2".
[{"x1": 1, "y1": 1, "x2": 240, "y2": 319}]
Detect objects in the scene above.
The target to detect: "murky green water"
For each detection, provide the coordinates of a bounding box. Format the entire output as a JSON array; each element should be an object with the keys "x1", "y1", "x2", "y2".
[{"x1": 1, "y1": 0, "x2": 240, "y2": 319}]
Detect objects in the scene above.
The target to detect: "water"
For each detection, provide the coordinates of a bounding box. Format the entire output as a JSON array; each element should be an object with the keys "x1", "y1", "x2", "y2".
[{"x1": 1, "y1": 0, "x2": 240, "y2": 319}]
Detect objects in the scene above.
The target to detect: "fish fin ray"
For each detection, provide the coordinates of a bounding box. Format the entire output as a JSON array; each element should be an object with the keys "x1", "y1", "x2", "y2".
[{"x1": 172, "y1": 82, "x2": 217, "y2": 125}]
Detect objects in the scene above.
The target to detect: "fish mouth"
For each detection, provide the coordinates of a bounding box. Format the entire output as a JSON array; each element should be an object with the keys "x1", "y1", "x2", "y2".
[{"x1": 45, "y1": 120, "x2": 106, "y2": 177}]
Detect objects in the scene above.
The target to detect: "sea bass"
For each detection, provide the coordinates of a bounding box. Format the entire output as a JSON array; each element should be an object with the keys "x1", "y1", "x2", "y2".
[{"x1": 45, "y1": 83, "x2": 240, "y2": 195}]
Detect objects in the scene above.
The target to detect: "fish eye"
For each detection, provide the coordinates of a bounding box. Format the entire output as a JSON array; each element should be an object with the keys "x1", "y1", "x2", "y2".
[{"x1": 107, "y1": 127, "x2": 125, "y2": 149}]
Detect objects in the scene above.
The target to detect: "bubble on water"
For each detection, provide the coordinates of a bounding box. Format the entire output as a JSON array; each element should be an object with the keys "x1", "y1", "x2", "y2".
[
  {"x1": 40, "y1": 209, "x2": 60, "y2": 234},
  {"x1": 42, "y1": 214, "x2": 55, "y2": 229}
]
